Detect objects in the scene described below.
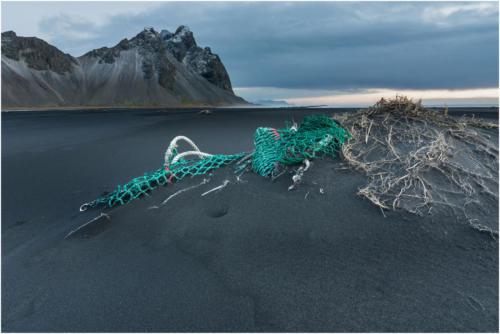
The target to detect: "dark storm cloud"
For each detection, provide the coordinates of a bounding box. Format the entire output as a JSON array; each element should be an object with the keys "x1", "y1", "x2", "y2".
[{"x1": 35, "y1": 2, "x2": 499, "y2": 90}]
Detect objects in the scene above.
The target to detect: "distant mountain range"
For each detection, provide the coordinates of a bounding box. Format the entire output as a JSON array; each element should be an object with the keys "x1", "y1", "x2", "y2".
[
  {"x1": 1, "y1": 26, "x2": 247, "y2": 108},
  {"x1": 253, "y1": 99, "x2": 295, "y2": 107}
]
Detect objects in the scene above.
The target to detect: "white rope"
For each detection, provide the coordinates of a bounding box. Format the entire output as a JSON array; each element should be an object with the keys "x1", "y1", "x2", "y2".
[
  {"x1": 163, "y1": 135, "x2": 215, "y2": 167},
  {"x1": 171, "y1": 151, "x2": 213, "y2": 164},
  {"x1": 165, "y1": 136, "x2": 205, "y2": 165}
]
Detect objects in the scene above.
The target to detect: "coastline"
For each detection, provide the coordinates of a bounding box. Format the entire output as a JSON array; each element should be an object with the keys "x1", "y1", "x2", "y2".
[{"x1": 2, "y1": 104, "x2": 498, "y2": 116}]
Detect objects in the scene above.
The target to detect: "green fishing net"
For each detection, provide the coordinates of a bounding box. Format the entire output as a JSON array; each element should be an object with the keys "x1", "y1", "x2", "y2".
[
  {"x1": 252, "y1": 115, "x2": 351, "y2": 177},
  {"x1": 82, "y1": 153, "x2": 245, "y2": 210},
  {"x1": 81, "y1": 114, "x2": 350, "y2": 210}
]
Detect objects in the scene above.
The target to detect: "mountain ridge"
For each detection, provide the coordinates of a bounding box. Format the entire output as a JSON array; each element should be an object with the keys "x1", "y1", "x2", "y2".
[{"x1": 1, "y1": 27, "x2": 246, "y2": 107}]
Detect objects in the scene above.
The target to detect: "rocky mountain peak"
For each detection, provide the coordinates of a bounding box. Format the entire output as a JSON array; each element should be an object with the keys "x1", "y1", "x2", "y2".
[
  {"x1": 161, "y1": 25, "x2": 233, "y2": 92},
  {"x1": 134, "y1": 27, "x2": 161, "y2": 44},
  {"x1": 2, "y1": 30, "x2": 17, "y2": 40},
  {"x1": 1, "y1": 30, "x2": 76, "y2": 74},
  {"x1": 130, "y1": 28, "x2": 165, "y2": 53},
  {"x1": 161, "y1": 25, "x2": 196, "y2": 60},
  {"x1": 80, "y1": 28, "x2": 165, "y2": 65},
  {"x1": 72, "y1": 26, "x2": 232, "y2": 91},
  {"x1": 159, "y1": 29, "x2": 172, "y2": 40}
]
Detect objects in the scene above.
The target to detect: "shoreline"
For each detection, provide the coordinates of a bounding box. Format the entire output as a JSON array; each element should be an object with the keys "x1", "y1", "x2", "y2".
[
  {"x1": 0, "y1": 103, "x2": 253, "y2": 112},
  {"x1": 2, "y1": 104, "x2": 498, "y2": 112},
  {"x1": 2, "y1": 105, "x2": 498, "y2": 121}
]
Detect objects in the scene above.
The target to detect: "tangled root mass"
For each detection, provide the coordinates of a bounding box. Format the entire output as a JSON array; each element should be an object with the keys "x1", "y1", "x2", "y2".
[{"x1": 336, "y1": 96, "x2": 498, "y2": 230}]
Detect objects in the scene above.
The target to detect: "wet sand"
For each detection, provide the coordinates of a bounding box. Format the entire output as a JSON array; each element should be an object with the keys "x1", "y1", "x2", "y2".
[{"x1": 2, "y1": 107, "x2": 498, "y2": 332}]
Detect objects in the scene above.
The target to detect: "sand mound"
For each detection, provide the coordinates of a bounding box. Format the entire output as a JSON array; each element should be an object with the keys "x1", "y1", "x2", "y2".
[{"x1": 335, "y1": 96, "x2": 498, "y2": 231}]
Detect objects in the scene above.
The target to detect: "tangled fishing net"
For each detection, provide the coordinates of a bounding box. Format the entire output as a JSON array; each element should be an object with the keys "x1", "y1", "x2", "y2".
[
  {"x1": 80, "y1": 98, "x2": 498, "y2": 230},
  {"x1": 80, "y1": 115, "x2": 350, "y2": 211},
  {"x1": 335, "y1": 96, "x2": 499, "y2": 227}
]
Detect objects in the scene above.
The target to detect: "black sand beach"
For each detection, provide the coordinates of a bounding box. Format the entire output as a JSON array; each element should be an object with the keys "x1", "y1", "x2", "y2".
[{"x1": 2, "y1": 107, "x2": 498, "y2": 332}]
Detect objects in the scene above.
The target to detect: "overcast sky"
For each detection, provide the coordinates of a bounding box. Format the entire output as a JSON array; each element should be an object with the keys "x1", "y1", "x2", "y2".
[{"x1": 1, "y1": 1, "x2": 498, "y2": 106}]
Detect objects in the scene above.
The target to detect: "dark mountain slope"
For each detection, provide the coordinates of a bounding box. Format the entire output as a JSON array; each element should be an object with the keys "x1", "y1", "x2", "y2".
[{"x1": 1, "y1": 28, "x2": 246, "y2": 107}]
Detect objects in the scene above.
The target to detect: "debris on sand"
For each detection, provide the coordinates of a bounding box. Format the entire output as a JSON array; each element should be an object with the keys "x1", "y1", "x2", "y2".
[
  {"x1": 199, "y1": 109, "x2": 213, "y2": 115},
  {"x1": 65, "y1": 213, "x2": 112, "y2": 239},
  {"x1": 336, "y1": 96, "x2": 498, "y2": 224},
  {"x1": 201, "y1": 179, "x2": 230, "y2": 196},
  {"x1": 80, "y1": 115, "x2": 350, "y2": 210},
  {"x1": 80, "y1": 96, "x2": 498, "y2": 229}
]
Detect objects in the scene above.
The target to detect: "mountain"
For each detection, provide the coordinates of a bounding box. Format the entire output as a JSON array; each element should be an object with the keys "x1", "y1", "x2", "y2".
[
  {"x1": 160, "y1": 26, "x2": 232, "y2": 91},
  {"x1": 254, "y1": 99, "x2": 295, "y2": 107},
  {"x1": 1, "y1": 27, "x2": 246, "y2": 108}
]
